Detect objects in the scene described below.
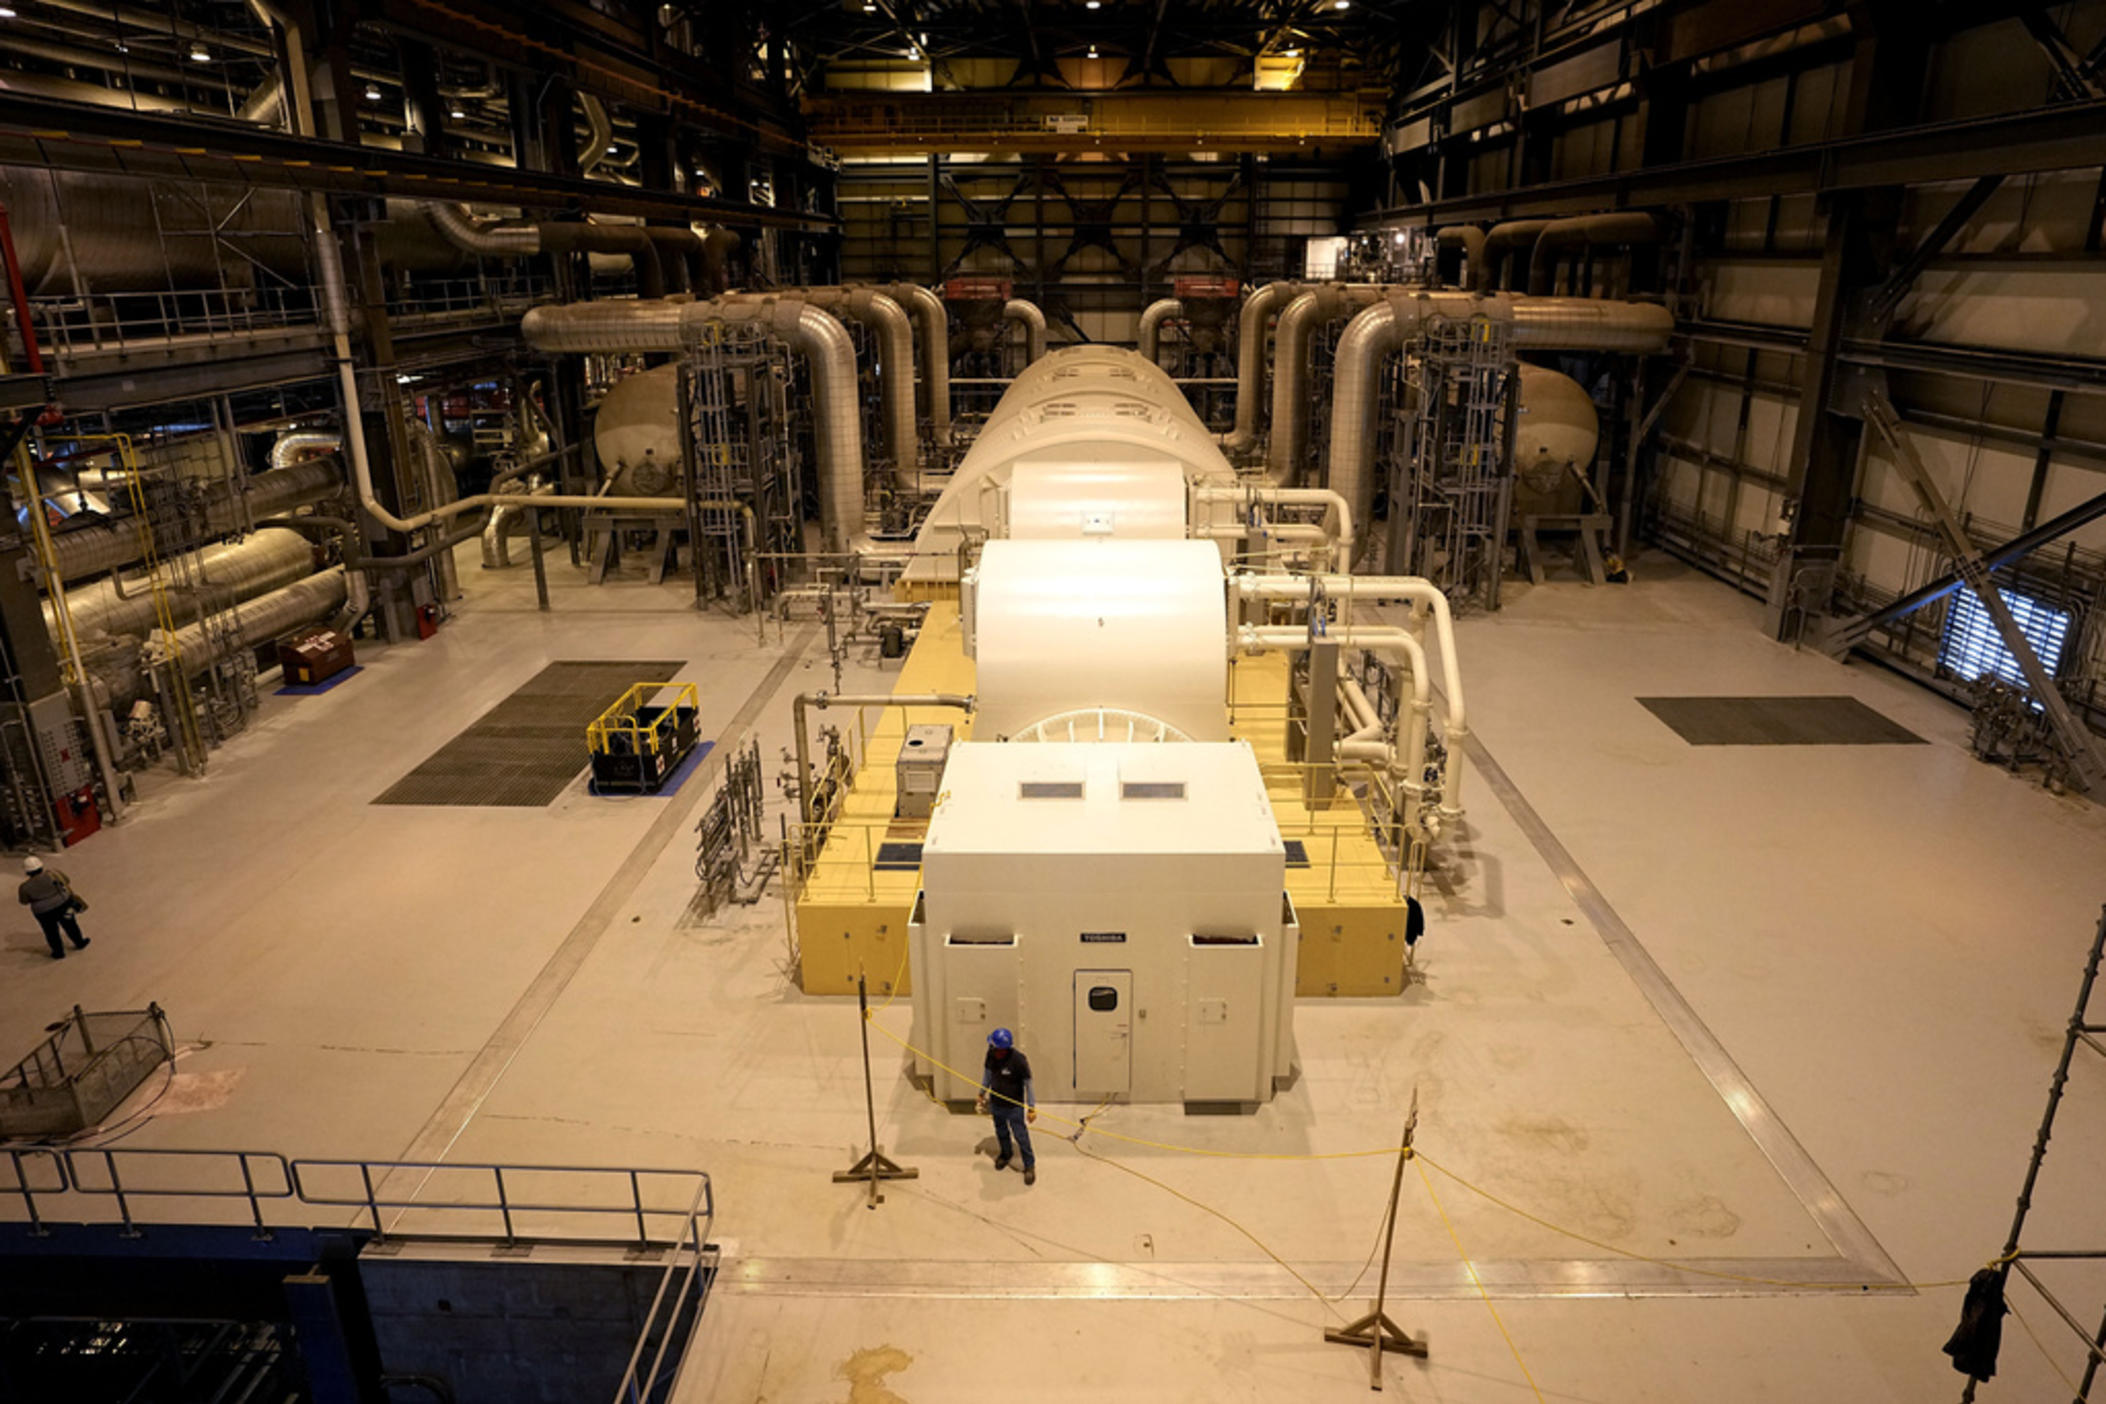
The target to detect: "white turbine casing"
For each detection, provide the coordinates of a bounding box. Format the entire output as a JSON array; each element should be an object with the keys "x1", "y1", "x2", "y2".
[
  {"x1": 1005, "y1": 456, "x2": 1188, "y2": 541},
  {"x1": 968, "y1": 538, "x2": 1229, "y2": 743},
  {"x1": 904, "y1": 345, "x2": 1237, "y2": 584}
]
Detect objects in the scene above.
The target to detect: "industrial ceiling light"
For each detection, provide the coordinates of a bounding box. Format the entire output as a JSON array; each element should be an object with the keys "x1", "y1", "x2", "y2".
[
  {"x1": 448, "y1": 106, "x2": 466, "y2": 119},
  {"x1": 0, "y1": 7, "x2": 18, "y2": 17},
  {"x1": 1088, "y1": 44, "x2": 1098, "y2": 57},
  {"x1": 1085, "y1": 1, "x2": 1101, "y2": 8},
  {"x1": 1333, "y1": 0, "x2": 1349, "y2": 8},
  {"x1": 364, "y1": 84, "x2": 382, "y2": 101},
  {"x1": 188, "y1": 42, "x2": 211, "y2": 61}
]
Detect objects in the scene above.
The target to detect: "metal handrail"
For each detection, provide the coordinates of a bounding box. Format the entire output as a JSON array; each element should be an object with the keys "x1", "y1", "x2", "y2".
[
  {"x1": 1, "y1": 1147, "x2": 711, "y2": 1256},
  {"x1": 586, "y1": 682, "x2": 702, "y2": 760},
  {"x1": 290, "y1": 1159, "x2": 711, "y2": 1251},
  {"x1": 610, "y1": 1175, "x2": 716, "y2": 1404}
]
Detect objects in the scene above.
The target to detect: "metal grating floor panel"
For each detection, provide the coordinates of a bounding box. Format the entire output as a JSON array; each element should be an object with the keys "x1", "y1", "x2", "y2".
[
  {"x1": 1637, "y1": 695, "x2": 1927, "y2": 747},
  {"x1": 374, "y1": 661, "x2": 685, "y2": 807}
]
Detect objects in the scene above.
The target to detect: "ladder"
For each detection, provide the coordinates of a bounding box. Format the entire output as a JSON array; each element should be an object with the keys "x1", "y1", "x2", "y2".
[
  {"x1": 104, "y1": 434, "x2": 208, "y2": 773},
  {"x1": 1962, "y1": 904, "x2": 2106, "y2": 1400}
]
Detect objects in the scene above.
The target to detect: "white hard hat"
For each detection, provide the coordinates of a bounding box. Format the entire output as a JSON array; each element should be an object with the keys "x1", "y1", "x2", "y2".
[{"x1": 23, "y1": 856, "x2": 43, "y2": 874}]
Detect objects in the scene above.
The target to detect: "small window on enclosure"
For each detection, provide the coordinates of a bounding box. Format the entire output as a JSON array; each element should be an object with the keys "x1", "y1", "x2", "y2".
[
  {"x1": 1020, "y1": 780, "x2": 1085, "y2": 799},
  {"x1": 1087, "y1": 986, "x2": 1119, "y2": 1012}
]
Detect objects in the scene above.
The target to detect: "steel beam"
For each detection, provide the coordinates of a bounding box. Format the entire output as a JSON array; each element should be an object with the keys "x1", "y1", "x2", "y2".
[
  {"x1": 1828, "y1": 486, "x2": 2106, "y2": 648},
  {"x1": 1361, "y1": 97, "x2": 2106, "y2": 225},
  {"x1": 1858, "y1": 386, "x2": 2106, "y2": 792},
  {"x1": 0, "y1": 92, "x2": 836, "y2": 231}
]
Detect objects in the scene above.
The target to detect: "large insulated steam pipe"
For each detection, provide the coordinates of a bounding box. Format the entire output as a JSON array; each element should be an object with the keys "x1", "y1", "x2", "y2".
[
  {"x1": 1266, "y1": 285, "x2": 1385, "y2": 487},
  {"x1": 1003, "y1": 299, "x2": 1047, "y2": 365},
  {"x1": 1482, "y1": 220, "x2": 1552, "y2": 293},
  {"x1": 269, "y1": 431, "x2": 340, "y2": 470},
  {"x1": 776, "y1": 287, "x2": 919, "y2": 482},
  {"x1": 517, "y1": 296, "x2": 869, "y2": 549},
  {"x1": 1138, "y1": 298, "x2": 1182, "y2": 364},
  {"x1": 1238, "y1": 623, "x2": 1433, "y2": 810},
  {"x1": 1221, "y1": 281, "x2": 1299, "y2": 456},
  {"x1": 878, "y1": 282, "x2": 951, "y2": 441},
  {"x1": 47, "y1": 456, "x2": 343, "y2": 583},
  {"x1": 1436, "y1": 226, "x2": 1486, "y2": 292},
  {"x1": 1527, "y1": 212, "x2": 1660, "y2": 297},
  {"x1": 424, "y1": 203, "x2": 667, "y2": 297},
  {"x1": 49, "y1": 528, "x2": 316, "y2": 644},
  {"x1": 1325, "y1": 292, "x2": 1673, "y2": 546}
]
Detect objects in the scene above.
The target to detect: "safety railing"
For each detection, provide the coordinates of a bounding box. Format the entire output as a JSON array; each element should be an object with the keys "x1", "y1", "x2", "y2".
[
  {"x1": 1, "y1": 1147, "x2": 711, "y2": 1256},
  {"x1": 386, "y1": 271, "x2": 552, "y2": 325},
  {"x1": 26, "y1": 285, "x2": 321, "y2": 362},
  {"x1": 586, "y1": 682, "x2": 702, "y2": 764},
  {"x1": 0, "y1": 1004, "x2": 176, "y2": 1141}
]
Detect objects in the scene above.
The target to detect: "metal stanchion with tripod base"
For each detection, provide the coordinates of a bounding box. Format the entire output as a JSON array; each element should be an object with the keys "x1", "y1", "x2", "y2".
[
  {"x1": 1324, "y1": 1088, "x2": 1430, "y2": 1390},
  {"x1": 833, "y1": 970, "x2": 918, "y2": 1208}
]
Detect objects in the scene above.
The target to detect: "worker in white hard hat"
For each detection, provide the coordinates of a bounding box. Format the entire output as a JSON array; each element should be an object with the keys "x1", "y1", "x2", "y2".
[
  {"x1": 974, "y1": 1026, "x2": 1038, "y2": 1186},
  {"x1": 18, "y1": 855, "x2": 89, "y2": 960}
]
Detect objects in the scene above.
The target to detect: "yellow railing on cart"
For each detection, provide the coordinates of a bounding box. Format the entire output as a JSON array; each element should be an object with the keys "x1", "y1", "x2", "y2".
[{"x1": 584, "y1": 682, "x2": 699, "y2": 758}]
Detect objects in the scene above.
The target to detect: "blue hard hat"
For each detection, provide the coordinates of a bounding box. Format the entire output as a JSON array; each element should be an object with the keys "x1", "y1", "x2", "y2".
[{"x1": 987, "y1": 1027, "x2": 1014, "y2": 1049}]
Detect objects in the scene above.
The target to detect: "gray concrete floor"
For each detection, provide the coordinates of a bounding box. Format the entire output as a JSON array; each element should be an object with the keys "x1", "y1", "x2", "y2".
[{"x1": 4, "y1": 547, "x2": 2103, "y2": 1402}]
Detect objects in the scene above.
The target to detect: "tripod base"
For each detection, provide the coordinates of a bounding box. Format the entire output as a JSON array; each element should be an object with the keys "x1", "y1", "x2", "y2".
[
  {"x1": 1324, "y1": 1312, "x2": 1428, "y2": 1357},
  {"x1": 834, "y1": 1148, "x2": 918, "y2": 1205}
]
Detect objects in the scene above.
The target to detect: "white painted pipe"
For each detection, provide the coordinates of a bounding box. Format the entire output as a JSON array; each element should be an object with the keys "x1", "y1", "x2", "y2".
[
  {"x1": 1267, "y1": 284, "x2": 1384, "y2": 487},
  {"x1": 1003, "y1": 298, "x2": 1047, "y2": 364},
  {"x1": 1193, "y1": 484, "x2": 1355, "y2": 565},
  {"x1": 1235, "y1": 571, "x2": 1466, "y2": 819},
  {"x1": 1221, "y1": 281, "x2": 1298, "y2": 455},
  {"x1": 878, "y1": 282, "x2": 951, "y2": 441},
  {"x1": 1238, "y1": 623, "x2": 1435, "y2": 809},
  {"x1": 1138, "y1": 297, "x2": 1181, "y2": 364}
]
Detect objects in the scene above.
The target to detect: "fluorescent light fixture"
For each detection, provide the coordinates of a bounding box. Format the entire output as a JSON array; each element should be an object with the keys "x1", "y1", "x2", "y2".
[
  {"x1": 0, "y1": 7, "x2": 19, "y2": 17},
  {"x1": 1939, "y1": 587, "x2": 2072, "y2": 695},
  {"x1": 1333, "y1": 0, "x2": 1350, "y2": 8},
  {"x1": 448, "y1": 106, "x2": 465, "y2": 119},
  {"x1": 1085, "y1": 1, "x2": 1101, "y2": 8},
  {"x1": 364, "y1": 84, "x2": 382, "y2": 100},
  {"x1": 189, "y1": 43, "x2": 211, "y2": 61}
]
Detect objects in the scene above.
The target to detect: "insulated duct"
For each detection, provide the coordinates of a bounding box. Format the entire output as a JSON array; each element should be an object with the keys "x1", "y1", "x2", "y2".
[
  {"x1": 1138, "y1": 298, "x2": 1182, "y2": 364},
  {"x1": 519, "y1": 296, "x2": 868, "y2": 549},
  {"x1": 423, "y1": 203, "x2": 667, "y2": 297},
  {"x1": 1435, "y1": 226, "x2": 1487, "y2": 292},
  {"x1": 1526, "y1": 213, "x2": 1660, "y2": 297},
  {"x1": 579, "y1": 95, "x2": 615, "y2": 179},
  {"x1": 1221, "y1": 281, "x2": 1299, "y2": 456},
  {"x1": 1266, "y1": 284, "x2": 1385, "y2": 487},
  {"x1": 0, "y1": 165, "x2": 308, "y2": 296},
  {"x1": 878, "y1": 282, "x2": 951, "y2": 441},
  {"x1": 774, "y1": 287, "x2": 919, "y2": 482},
  {"x1": 88, "y1": 567, "x2": 349, "y2": 707},
  {"x1": 46, "y1": 457, "x2": 345, "y2": 583},
  {"x1": 1324, "y1": 292, "x2": 1673, "y2": 547},
  {"x1": 269, "y1": 431, "x2": 340, "y2": 470},
  {"x1": 1003, "y1": 299, "x2": 1047, "y2": 365},
  {"x1": 1481, "y1": 220, "x2": 1552, "y2": 293}
]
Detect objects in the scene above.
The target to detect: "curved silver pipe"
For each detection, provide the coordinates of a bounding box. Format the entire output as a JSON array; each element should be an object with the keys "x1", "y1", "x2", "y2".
[
  {"x1": 1527, "y1": 212, "x2": 1659, "y2": 297},
  {"x1": 1326, "y1": 291, "x2": 1674, "y2": 547},
  {"x1": 774, "y1": 288, "x2": 919, "y2": 482},
  {"x1": 1266, "y1": 285, "x2": 1383, "y2": 487},
  {"x1": 1138, "y1": 298, "x2": 1182, "y2": 364},
  {"x1": 425, "y1": 201, "x2": 541, "y2": 257},
  {"x1": 1436, "y1": 226, "x2": 1486, "y2": 291},
  {"x1": 880, "y1": 282, "x2": 951, "y2": 442},
  {"x1": 579, "y1": 94, "x2": 615, "y2": 178},
  {"x1": 406, "y1": 420, "x2": 463, "y2": 600},
  {"x1": 1482, "y1": 220, "x2": 1551, "y2": 292},
  {"x1": 1221, "y1": 281, "x2": 1297, "y2": 455},
  {"x1": 518, "y1": 296, "x2": 868, "y2": 550},
  {"x1": 1003, "y1": 298, "x2": 1047, "y2": 365},
  {"x1": 269, "y1": 430, "x2": 340, "y2": 471}
]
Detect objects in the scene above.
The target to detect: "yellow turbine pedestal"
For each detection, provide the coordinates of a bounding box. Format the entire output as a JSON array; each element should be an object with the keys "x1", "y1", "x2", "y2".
[{"x1": 789, "y1": 603, "x2": 1417, "y2": 998}]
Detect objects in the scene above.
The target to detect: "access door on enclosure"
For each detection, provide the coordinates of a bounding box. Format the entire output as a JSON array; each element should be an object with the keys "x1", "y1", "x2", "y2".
[{"x1": 1074, "y1": 970, "x2": 1133, "y2": 1098}]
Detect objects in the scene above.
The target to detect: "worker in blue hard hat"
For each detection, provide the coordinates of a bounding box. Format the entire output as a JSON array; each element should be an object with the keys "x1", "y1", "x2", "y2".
[{"x1": 974, "y1": 1026, "x2": 1037, "y2": 1186}]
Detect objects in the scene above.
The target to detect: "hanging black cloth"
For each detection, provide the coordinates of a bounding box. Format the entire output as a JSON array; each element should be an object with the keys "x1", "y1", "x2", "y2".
[
  {"x1": 1403, "y1": 894, "x2": 1425, "y2": 949},
  {"x1": 1943, "y1": 1268, "x2": 2008, "y2": 1381}
]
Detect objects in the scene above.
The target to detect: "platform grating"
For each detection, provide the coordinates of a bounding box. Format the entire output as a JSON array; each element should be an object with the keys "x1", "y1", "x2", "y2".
[
  {"x1": 1637, "y1": 695, "x2": 1926, "y2": 747},
  {"x1": 374, "y1": 660, "x2": 684, "y2": 807}
]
